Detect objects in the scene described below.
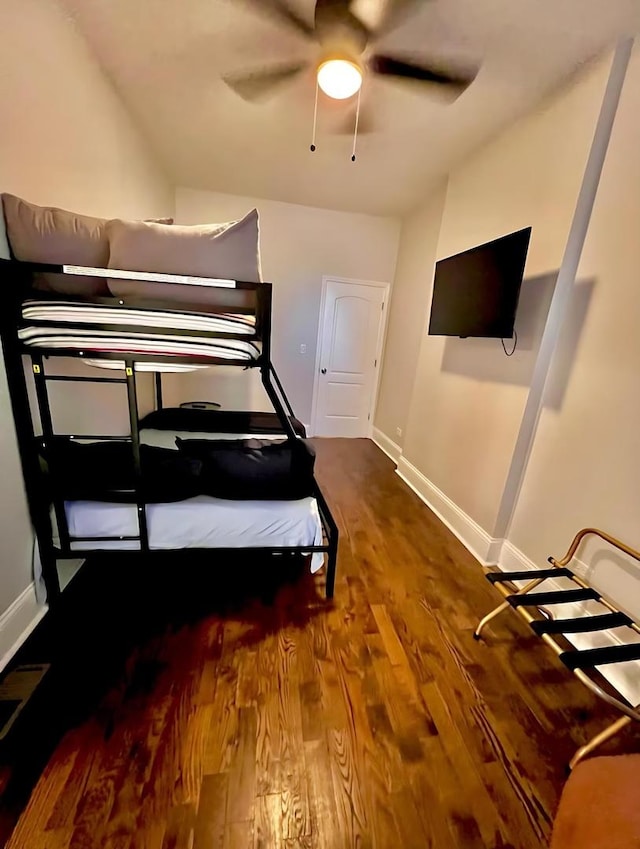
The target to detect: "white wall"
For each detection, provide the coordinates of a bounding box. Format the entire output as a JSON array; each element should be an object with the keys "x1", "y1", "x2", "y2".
[
  {"x1": 0, "y1": 0, "x2": 173, "y2": 661},
  {"x1": 382, "y1": 55, "x2": 609, "y2": 535},
  {"x1": 376, "y1": 45, "x2": 640, "y2": 701},
  {"x1": 171, "y1": 188, "x2": 401, "y2": 425},
  {"x1": 508, "y1": 45, "x2": 640, "y2": 618},
  {"x1": 374, "y1": 182, "x2": 448, "y2": 449}
]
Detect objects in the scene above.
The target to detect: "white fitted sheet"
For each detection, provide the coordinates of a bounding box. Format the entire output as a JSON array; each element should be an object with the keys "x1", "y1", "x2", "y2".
[{"x1": 61, "y1": 496, "x2": 325, "y2": 572}]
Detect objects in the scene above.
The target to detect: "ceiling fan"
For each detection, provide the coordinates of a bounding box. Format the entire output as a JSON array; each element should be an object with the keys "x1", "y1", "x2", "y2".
[{"x1": 223, "y1": 0, "x2": 478, "y2": 105}]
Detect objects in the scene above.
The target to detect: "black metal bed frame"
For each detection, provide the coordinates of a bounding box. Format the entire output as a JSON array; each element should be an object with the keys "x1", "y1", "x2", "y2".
[{"x1": 0, "y1": 258, "x2": 339, "y2": 602}]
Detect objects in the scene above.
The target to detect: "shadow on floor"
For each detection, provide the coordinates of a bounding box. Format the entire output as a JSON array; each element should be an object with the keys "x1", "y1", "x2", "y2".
[{"x1": 0, "y1": 554, "x2": 326, "y2": 841}]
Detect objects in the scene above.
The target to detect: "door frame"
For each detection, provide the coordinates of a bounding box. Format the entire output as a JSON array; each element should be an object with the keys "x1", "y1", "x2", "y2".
[{"x1": 310, "y1": 275, "x2": 391, "y2": 438}]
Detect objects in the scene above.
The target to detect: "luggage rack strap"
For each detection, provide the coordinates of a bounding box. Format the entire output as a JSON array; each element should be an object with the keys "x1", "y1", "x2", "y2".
[
  {"x1": 530, "y1": 612, "x2": 632, "y2": 636},
  {"x1": 560, "y1": 642, "x2": 640, "y2": 670},
  {"x1": 507, "y1": 587, "x2": 599, "y2": 607},
  {"x1": 487, "y1": 567, "x2": 572, "y2": 584}
]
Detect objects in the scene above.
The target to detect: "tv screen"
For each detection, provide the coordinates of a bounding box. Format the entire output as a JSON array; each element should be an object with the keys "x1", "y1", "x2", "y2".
[{"x1": 428, "y1": 227, "x2": 531, "y2": 338}]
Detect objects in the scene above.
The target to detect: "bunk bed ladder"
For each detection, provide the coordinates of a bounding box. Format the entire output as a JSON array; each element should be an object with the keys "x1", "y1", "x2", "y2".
[
  {"x1": 30, "y1": 355, "x2": 71, "y2": 555},
  {"x1": 124, "y1": 361, "x2": 150, "y2": 552},
  {"x1": 27, "y1": 360, "x2": 147, "y2": 554},
  {"x1": 25, "y1": 354, "x2": 149, "y2": 559}
]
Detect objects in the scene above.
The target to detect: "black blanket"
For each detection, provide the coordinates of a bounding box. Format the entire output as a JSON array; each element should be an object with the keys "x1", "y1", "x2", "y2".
[
  {"x1": 39, "y1": 435, "x2": 316, "y2": 503},
  {"x1": 176, "y1": 438, "x2": 316, "y2": 501},
  {"x1": 40, "y1": 439, "x2": 202, "y2": 503}
]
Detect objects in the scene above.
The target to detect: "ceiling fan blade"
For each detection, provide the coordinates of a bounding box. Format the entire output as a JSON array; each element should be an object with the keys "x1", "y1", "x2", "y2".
[
  {"x1": 371, "y1": 54, "x2": 476, "y2": 94},
  {"x1": 223, "y1": 63, "x2": 308, "y2": 102},
  {"x1": 314, "y1": 0, "x2": 370, "y2": 41},
  {"x1": 234, "y1": 0, "x2": 315, "y2": 38},
  {"x1": 351, "y1": 0, "x2": 427, "y2": 36}
]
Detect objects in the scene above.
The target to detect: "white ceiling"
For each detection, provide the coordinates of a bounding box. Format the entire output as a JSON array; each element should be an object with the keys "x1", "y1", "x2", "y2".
[{"x1": 60, "y1": 0, "x2": 640, "y2": 216}]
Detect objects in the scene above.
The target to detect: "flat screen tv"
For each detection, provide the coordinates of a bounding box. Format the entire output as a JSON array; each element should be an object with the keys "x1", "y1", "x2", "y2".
[{"x1": 428, "y1": 227, "x2": 531, "y2": 338}]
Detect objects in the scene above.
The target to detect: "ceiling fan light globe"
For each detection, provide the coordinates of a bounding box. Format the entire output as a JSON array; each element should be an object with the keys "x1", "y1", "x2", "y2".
[{"x1": 317, "y1": 59, "x2": 362, "y2": 100}]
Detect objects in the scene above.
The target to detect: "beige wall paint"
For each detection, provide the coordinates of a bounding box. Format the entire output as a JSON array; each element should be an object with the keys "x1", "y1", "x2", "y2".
[
  {"x1": 508, "y1": 45, "x2": 640, "y2": 617},
  {"x1": 0, "y1": 0, "x2": 173, "y2": 616},
  {"x1": 396, "y1": 56, "x2": 610, "y2": 534},
  {"x1": 171, "y1": 188, "x2": 401, "y2": 425},
  {"x1": 0, "y1": 0, "x2": 172, "y2": 218},
  {"x1": 374, "y1": 182, "x2": 448, "y2": 446}
]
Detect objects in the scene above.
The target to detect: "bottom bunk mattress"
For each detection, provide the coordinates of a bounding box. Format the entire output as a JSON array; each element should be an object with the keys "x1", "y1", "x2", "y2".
[{"x1": 57, "y1": 496, "x2": 325, "y2": 572}]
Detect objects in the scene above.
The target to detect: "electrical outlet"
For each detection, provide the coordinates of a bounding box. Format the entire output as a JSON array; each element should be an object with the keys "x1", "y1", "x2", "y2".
[
  {"x1": 396, "y1": 427, "x2": 402, "y2": 437},
  {"x1": 299, "y1": 343, "x2": 307, "y2": 354}
]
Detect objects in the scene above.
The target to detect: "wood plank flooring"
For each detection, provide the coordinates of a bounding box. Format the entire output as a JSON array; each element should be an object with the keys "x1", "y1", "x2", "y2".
[{"x1": 2, "y1": 437, "x2": 637, "y2": 848}]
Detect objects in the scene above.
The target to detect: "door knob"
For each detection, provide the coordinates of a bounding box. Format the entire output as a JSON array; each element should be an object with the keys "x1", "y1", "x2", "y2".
[{"x1": 321, "y1": 368, "x2": 327, "y2": 374}]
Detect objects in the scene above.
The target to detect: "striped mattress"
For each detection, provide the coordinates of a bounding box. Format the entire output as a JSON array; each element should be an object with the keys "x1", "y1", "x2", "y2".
[{"x1": 19, "y1": 300, "x2": 260, "y2": 364}]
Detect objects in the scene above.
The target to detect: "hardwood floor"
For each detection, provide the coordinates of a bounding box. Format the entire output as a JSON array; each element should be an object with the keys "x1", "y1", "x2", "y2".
[{"x1": 1, "y1": 438, "x2": 635, "y2": 848}]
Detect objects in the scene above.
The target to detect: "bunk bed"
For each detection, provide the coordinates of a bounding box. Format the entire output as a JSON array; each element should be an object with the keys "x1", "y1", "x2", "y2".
[{"x1": 0, "y1": 258, "x2": 339, "y2": 603}]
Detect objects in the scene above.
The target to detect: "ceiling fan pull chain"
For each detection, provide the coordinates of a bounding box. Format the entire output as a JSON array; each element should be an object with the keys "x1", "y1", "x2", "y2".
[
  {"x1": 351, "y1": 86, "x2": 362, "y2": 162},
  {"x1": 310, "y1": 79, "x2": 320, "y2": 152}
]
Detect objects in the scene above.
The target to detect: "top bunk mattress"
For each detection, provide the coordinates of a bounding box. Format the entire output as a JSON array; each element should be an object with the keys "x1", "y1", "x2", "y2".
[
  {"x1": 21, "y1": 299, "x2": 256, "y2": 334},
  {"x1": 18, "y1": 299, "x2": 260, "y2": 364}
]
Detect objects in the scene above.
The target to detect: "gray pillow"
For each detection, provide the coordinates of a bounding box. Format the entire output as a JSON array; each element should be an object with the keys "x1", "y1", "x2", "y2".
[
  {"x1": 2, "y1": 193, "x2": 110, "y2": 294},
  {"x1": 106, "y1": 209, "x2": 262, "y2": 305},
  {"x1": 1, "y1": 193, "x2": 174, "y2": 296}
]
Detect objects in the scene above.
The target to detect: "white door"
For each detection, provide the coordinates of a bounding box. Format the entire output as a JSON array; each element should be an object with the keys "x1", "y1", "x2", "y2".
[{"x1": 313, "y1": 279, "x2": 387, "y2": 438}]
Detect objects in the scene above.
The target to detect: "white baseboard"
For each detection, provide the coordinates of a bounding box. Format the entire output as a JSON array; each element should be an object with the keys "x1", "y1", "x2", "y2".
[
  {"x1": 390, "y1": 451, "x2": 640, "y2": 706},
  {"x1": 372, "y1": 427, "x2": 402, "y2": 465},
  {"x1": 498, "y1": 539, "x2": 537, "y2": 573},
  {"x1": 396, "y1": 457, "x2": 501, "y2": 565},
  {"x1": 0, "y1": 584, "x2": 47, "y2": 674}
]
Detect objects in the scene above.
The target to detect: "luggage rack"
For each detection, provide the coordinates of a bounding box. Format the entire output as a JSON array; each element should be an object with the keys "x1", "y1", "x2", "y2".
[{"x1": 474, "y1": 528, "x2": 640, "y2": 769}]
